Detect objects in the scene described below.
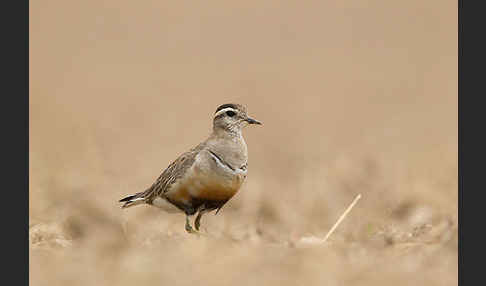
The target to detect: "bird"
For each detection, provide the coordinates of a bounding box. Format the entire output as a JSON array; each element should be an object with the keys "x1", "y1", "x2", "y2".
[{"x1": 119, "y1": 103, "x2": 262, "y2": 234}]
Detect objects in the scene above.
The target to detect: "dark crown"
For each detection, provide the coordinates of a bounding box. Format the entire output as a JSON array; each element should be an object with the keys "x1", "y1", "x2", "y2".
[{"x1": 215, "y1": 103, "x2": 241, "y2": 114}]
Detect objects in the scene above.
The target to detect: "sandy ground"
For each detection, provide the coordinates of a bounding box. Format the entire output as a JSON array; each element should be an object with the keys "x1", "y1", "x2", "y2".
[{"x1": 30, "y1": 1, "x2": 457, "y2": 285}]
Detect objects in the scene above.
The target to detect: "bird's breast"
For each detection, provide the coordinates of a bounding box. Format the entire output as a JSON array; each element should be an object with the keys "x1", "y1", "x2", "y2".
[
  {"x1": 186, "y1": 160, "x2": 246, "y2": 201},
  {"x1": 183, "y1": 150, "x2": 246, "y2": 200},
  {"x1": 164, "y1": 149, "x2": 247, "y2": 204}
]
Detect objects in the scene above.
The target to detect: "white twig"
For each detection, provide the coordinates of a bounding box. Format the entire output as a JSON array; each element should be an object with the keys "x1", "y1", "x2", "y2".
[{"x1": 321, "y1": 194, "x2": 362, "y2": 243}]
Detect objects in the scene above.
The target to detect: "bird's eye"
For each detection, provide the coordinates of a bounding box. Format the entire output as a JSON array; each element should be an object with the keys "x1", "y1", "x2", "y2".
[{"x1": 226, "y1": 111, "x2": 236, "y2": 117}]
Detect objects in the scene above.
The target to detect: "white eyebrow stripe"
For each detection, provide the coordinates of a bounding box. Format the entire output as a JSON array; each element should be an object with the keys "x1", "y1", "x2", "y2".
[{"x1": 214, "y1": 107, "x2": 238, "y2": 118}]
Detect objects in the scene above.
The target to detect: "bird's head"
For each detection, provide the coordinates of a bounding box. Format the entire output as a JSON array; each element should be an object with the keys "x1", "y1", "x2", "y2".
[{"x1": 212, "y1": 103, "x2": 262, "y2": 134}]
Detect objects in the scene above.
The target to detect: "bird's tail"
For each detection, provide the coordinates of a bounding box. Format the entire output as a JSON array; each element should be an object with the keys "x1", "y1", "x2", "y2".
[{"x1": 119, "y1": 192, "x2": 146, "y2": 208}]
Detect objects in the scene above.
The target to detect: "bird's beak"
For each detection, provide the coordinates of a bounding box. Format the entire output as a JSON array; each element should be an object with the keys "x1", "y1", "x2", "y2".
[{"x1": 245, "y1": 117, "x2": 262, "y2": 125}]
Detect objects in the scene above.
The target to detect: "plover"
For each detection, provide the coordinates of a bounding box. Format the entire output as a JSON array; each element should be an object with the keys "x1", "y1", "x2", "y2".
[{"x1": 119, "y1": 104, "x2": 262, "y2": 233}]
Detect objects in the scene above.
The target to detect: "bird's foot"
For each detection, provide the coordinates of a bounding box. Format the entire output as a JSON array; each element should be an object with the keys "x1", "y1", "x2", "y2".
[
  {"x1": 186, "y1": 229, "x2": 203, "y2": 235},
  {"x1": 185, "y1": 226, "x2": 205, "y2": 236},
  {"x1": 185, "y1": 215, "x2": 203, "y2": 235}
]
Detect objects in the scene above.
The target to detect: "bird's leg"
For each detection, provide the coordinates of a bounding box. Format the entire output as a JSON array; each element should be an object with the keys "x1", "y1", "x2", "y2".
[
  {"x1": 194, "y1": 210, "x2": 205, "y2": 231},
  {"x1": 185, "y1": 215, "x2": 196, "y2": 234},
  {"x1": 185, "y1": 214, "x2": 203, "y2": 235}
]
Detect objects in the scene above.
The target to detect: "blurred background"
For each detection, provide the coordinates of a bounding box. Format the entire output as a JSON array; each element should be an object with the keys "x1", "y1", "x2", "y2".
[{"x1": 30, "y1": 0, "x2": 457, "y2": 285}]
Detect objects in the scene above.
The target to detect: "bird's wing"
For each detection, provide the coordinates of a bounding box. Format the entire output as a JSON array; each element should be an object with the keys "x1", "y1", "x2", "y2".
[{"x1": 141, "y1": 143, "x2": 205, "y2": 202}]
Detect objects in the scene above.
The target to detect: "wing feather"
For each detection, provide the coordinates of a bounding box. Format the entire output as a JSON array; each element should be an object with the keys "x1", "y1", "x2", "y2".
[{"x1": 141, "y1": 143, "x2": 205, "y2": 202}]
